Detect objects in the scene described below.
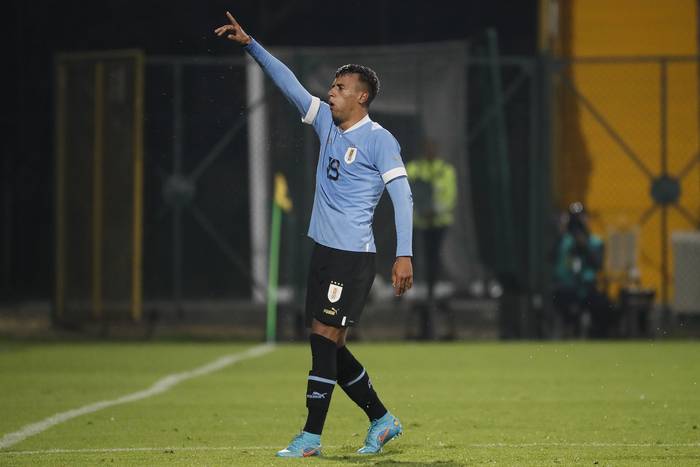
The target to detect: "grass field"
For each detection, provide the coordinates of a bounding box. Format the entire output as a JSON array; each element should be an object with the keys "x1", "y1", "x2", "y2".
[{"x1": 0, "y1": 340, "x2": 699, "y2": 466}]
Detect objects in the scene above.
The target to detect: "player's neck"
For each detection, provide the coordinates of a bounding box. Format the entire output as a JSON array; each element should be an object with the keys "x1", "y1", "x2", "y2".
[{"x1": 338, "y1": 110, "x2": 369, "y2": 131}]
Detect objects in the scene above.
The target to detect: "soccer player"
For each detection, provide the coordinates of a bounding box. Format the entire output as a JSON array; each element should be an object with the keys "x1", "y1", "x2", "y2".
[{"x1": 216, "y1": 11, "x2": 414, "y2": 458}]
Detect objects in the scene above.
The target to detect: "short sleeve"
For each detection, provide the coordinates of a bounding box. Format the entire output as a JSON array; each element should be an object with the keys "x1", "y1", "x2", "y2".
[
  {"x1": 373, "y1": 131, "x2": 407, "y2": 184},
  {"x1": 303, "y1": 100, "x2": 333, "y2": 140}
]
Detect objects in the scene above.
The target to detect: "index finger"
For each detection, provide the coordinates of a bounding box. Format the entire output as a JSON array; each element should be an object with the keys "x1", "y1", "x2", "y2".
[{"x1": 226, "y1": 11, "x2": 239, "y2": 26}]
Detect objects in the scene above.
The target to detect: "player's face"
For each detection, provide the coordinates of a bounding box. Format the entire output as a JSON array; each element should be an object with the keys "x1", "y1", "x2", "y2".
[{"x1": 327, "y1": 73, "x2": 367, "y2": 124}]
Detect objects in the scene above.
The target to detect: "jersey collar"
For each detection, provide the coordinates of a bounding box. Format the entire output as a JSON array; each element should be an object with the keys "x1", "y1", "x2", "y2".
[{"x1": 340, "y1": 114, "x2": 372, "y2": 134}]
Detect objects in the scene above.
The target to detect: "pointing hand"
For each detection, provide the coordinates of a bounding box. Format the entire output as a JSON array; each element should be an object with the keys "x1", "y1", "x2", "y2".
[{"x1": 214, "y1": 11, "x2": 252, "y2": 46}]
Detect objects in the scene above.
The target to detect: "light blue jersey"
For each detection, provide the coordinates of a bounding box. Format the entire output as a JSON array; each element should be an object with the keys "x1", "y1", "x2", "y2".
[
  {"x1": 245, "y1": 38, "x2": 412, "y2": 256},
  {"x1": 306, "y1": 109, "x2": 407, "y2": 253}
]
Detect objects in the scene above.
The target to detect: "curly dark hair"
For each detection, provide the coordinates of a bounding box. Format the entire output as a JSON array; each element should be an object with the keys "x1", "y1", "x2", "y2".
[{"x1": 335, "y1": 64, "x2": 380, "y2": 107}]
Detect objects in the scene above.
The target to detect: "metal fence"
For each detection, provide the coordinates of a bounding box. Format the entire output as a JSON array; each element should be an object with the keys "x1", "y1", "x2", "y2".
[
  {"x1": 50, "y1": 45, "x2": 700, "y2": 337},
  {"x1": 551, "y1": 56, "x2": 700, "y2": 313}
]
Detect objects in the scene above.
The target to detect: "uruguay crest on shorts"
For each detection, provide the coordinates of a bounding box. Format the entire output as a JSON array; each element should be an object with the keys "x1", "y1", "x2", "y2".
[
  {"x1": 344, "y1": 147, "x2": 357, "y2": 164},
  {"x1": 327, "y1": 281, "x2": 343, "y2": 303}
]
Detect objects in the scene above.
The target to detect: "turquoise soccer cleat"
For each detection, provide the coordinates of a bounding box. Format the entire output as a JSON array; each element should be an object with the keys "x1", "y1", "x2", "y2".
[
  {"x1": 276, "y1": 431, "x2": 322, "y2": 457},
  {"x1": 357, "y1": 412, "x2": 403, "y2": 454}
]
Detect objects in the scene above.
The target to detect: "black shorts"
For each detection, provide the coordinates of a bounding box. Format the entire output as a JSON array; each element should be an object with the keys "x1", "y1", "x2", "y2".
[{"x1": 305, "y1": 243, "x2": 376, "y2": 328}]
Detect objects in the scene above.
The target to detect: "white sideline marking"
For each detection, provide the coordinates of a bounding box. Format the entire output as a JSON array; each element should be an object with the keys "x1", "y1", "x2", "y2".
[
  {"x1": 1, "y1": 442, "x2": 699, "y2": 457},
  {"x1": 0, "y1": 344, "x2": 274, "y2": 450},
  {"x1": 468, "y1": 442, "x2": 700, "y2": 448},
  {"x1": 0, "y1": 446, "x2": 275, "y2": 456}
]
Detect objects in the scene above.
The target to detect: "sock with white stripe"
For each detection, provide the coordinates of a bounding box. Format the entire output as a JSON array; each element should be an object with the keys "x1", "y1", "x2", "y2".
[
  {"x1": 337, "y1": 345, "x2": 387, "y2": 421},
  {"x1": 303, "y1": 333, "x2": 337, "y2": 435}
]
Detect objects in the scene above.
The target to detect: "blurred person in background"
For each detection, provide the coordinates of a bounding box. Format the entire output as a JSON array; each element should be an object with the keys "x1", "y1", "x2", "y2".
[
  {"x1": 552, "y1": 202, "x2": 610, "y2": 337},
  {"x1": 406, "y1": 140, "x2": 457, "y2": 338},
  {"x1": 216, "y1": 11, "x2": 412, "y2": 458}
]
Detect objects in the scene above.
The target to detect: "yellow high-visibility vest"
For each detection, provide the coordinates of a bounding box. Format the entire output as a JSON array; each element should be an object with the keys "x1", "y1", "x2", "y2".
[{"x1": 406, "y1": 158, "x2": 457, "y2": 229}]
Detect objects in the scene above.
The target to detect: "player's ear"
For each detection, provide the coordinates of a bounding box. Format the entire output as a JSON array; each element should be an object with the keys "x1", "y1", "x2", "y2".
[{"x1": 358, "y1": 90, "x2": 368, "y2": 105}]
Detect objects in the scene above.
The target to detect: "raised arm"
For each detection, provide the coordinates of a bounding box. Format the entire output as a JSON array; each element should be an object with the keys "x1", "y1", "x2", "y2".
[{"x1": 215, "y1": 12, "x2": 318, "y2": 122}]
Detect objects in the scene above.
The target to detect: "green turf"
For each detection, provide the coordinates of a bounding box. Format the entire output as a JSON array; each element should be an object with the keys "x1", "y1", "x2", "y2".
[{"x1": 1, "y1": 340, "x2": 699, "y2": 465}]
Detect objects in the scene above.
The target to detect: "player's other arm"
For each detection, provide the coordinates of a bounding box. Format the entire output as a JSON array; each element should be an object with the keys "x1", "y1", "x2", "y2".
[
  {"x1": 374, "y1": 132, "x2": 413, "y2": 296},
  {"x1": 386, "y1": 177, "x2": 414, "y2": 296},
  {"x1": 215, "y1": 11, "x2": 319, "y2": 123}
]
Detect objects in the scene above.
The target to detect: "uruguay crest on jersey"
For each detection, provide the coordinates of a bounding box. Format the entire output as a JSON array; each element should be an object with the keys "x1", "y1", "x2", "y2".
[{"x1": 344, "y1": 147, "x2": 357, "y2": 164}]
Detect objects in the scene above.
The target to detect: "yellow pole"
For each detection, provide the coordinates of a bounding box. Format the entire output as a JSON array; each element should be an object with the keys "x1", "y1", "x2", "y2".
[
  {"x1": 55, "y1": 63, "x2": 67, "y2": 320},
  {"x1": 92, "y1": 62, "x2": 104, "y2": 320},
  {"x1": 131, "y1": 52, "x2": 145, "y2": 322}
]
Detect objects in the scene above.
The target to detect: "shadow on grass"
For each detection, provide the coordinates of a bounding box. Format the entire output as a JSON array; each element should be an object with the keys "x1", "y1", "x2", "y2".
[{"x1": 319, "y1": 451, "x2": 465, "y2": 466}]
